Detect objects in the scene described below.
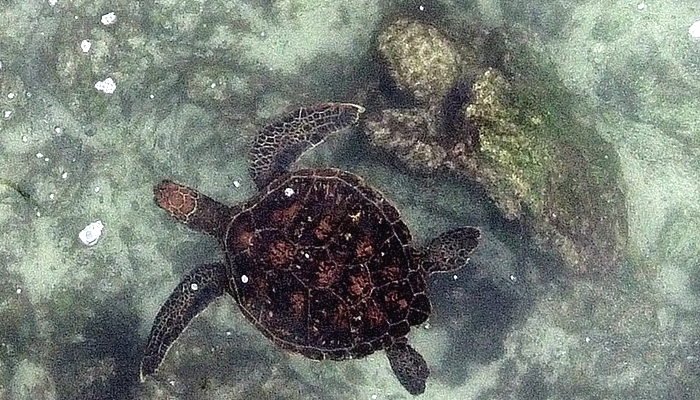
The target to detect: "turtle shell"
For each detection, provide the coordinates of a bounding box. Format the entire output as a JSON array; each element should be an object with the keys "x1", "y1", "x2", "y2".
[{"x1": 222, "y1": 168, "x2": 431, "y2": 360}]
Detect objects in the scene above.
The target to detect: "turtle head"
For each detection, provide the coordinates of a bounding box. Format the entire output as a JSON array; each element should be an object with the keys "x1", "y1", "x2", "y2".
[{"x1": 154, "y1": 180, "x2": 232, "y2": 239}]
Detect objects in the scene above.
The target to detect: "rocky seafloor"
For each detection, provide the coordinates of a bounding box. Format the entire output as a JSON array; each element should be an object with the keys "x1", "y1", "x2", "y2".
[{"x1": 2, "y1": 0, "x2": 700, "y2": 399}]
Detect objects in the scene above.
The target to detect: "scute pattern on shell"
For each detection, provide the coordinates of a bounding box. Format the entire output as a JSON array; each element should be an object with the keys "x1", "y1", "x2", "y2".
[{"x1": 223, "y1": 168, "x2": 431, "y2": 360}]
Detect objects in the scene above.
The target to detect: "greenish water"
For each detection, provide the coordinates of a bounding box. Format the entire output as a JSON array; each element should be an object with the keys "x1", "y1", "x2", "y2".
[{"x1": 2, "y1": 0, "x2": 700, "y2": 399}]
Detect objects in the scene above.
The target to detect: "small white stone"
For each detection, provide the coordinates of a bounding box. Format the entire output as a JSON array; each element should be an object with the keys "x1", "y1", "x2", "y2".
[
  {"x1": 48, "y1": 0, "x2": 57, "y2": 6},
  {"x1": 452, "y1": 274, "x2": 458, "y2": 280},
  {"x1": 284, "y1": 187, "x2": 295, "y2": 197},
  {"x1": 36, "y1": 152, "x2": 43, "y2": 158},
  {"x1": 16, "y1": 287, "x2": 21, "y2": 294},
  {"x1": 190, "y1": 283, "x2": 199, "y2": 291},
  {"x1": 241, "y1": 274, "x2": 249, "y2": 283},
  {"x1": 80, "y1": 39, "x2": 92, "y2": 53},
  {"x1": 62, "y1": 171, "x2": 68, "y2": 179},
  {"x1": 49, "y1": 193, "x2": 55, "y2": 200},
  {"x1": 7, "y1": 92, "x2": 14, "y2": 99},
  {"x1": 94, "y1": 77, "x2": 116, "y2": 94},
  {"x1": 4, "y1": 110, "x2": 12, "y2": 118},
  {"x1": 54, "y1": 126, "x2": 62, "y2": 134},
  {"x1": 233, "y1": 180, "x2": 241, "y2": 188},
  {"x1": 22, "y1": 135, "x2": 27, "y2": 142},
  {"x1": 690, "y1": 21, "x2": 700, "y2": 38},
  {"x1": 101, "y1": 12, "x2": 117, "y2": 25},
  {"x1": 637, "y1": 3, "x2": 645, "y2": 10},
  {"x1": 94, "y1": 186, "x2": 100, "y2": 193},
  {"x1": 79, "y1": 220, "x2": 104, "y2": 246}
]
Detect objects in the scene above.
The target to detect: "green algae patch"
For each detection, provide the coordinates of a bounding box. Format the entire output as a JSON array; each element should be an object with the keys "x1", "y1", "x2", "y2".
[
  {"x1": 467, "y1": 68, "x2": 552, "y2": 217},
  {"x1": 467, "y1": 64, "x2": 628, "y2": 273}
]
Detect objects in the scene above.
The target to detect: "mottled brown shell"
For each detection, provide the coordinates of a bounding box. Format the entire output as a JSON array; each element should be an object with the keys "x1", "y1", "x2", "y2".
[{"x1": 223, "y1": 168, "x2": 430, "y2": 360}]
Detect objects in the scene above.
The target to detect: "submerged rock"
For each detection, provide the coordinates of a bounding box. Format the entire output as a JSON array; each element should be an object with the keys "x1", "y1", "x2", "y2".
[
  {"x1": 368, "y1": 19, "x2": 628, "y2": 275},
  {"x1": 377, "y1": 18, "x2": 465, "y2": 108}
]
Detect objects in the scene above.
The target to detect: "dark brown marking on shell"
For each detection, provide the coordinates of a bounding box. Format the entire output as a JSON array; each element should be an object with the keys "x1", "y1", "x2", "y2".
[
  {"x1": 272, "y1": 200, "x2": 303, "y2": 224},
  {"x1": 356, "y1": 298, "x2": 389, "y2": 339},
  {"x1": 341, "y1": 264, "x2": 373, "y2": 303},
  {"x1": 308, "y1": 289, "x2": 353, "y2": 350},
  {"x1": 355, "y1": 235, "x2": 374, "y2": 261},
  {"x1": 315, "y1": 259, "x2": 343, "y2": 288},
  {"x1": 289, "y1": 290, "x2": 306, "y2": 317},
  {"x1": 268, "y1": 240, "x2": 296, "y2": 268},
  {"x1": 377, "y1": 280, "x2": 413, "y2": 324},
  {"x1": 314, "y1": 215, "x2": 334, "y2": 240}
]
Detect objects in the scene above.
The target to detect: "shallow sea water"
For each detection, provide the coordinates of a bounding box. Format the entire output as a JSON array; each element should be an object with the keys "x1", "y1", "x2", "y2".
[{"x1": 3, "y1": 0, "x2": 700, "y2": 399}]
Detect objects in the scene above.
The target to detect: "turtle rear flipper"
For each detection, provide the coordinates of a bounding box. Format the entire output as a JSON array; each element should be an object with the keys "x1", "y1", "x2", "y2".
[
  {"x1": 248, "y1": 103, "x2": 365, "y2": 189},
  {"x1": 386, "y1": 341, "x2": 429, "y2": 395},
  {"x1": 423, "y1": 227, "x2": 481, "y2": 273},
  {"x1": 140, "y1": 262, "x2": 228, "y2": 380}
]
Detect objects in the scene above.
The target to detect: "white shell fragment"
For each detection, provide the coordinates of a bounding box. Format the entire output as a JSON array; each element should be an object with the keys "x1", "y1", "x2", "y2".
[
  {"x1": 284, "y1": 187, "x2": 295, "y2": 197},
  {"x1": 80, "y1": 39, "x2": 92, "y2": 53},
  {"x1": 79, "y1": 220, "x2": 104, "y2": 246},
  {"x1": 101, "y1": 12, "x2": 117, "y2": 25},
  {"x1": 690, "y1": 20, "x2": 700, "y2": 38},
  {"x1": 94, "y1": 78, "x2": 116, "y2": 94}
]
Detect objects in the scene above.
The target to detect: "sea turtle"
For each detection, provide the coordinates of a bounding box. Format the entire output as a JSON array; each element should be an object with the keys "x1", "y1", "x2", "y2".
[{"x1": 140, "y1": 102, "x2": 480, "y2": 395}]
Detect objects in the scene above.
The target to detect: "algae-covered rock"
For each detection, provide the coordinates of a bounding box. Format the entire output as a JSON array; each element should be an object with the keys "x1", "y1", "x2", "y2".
[
  {"x1": 367, "y1": 20, "x2": 628, "y2": 274},
  {"x1": 465, "y1": 68, "x2": 627, "y2": 272},
  {"x1": 377, "y1": 18, "x2": 464, "y2": 108}
]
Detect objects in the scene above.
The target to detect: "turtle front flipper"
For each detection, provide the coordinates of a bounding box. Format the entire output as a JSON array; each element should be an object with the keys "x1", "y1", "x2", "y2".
[
  {"x1": 386, "y1": 340, "x2": 429, "y2": 395},
  {"x1": 140, "y1": 262, "x2": 228, "y2": 380},
  {"x1": 422, "y1": 227, "x2": 481, "y2": 273},
  {"x1": 248, "y1": 102, "x2": 365, "y2": 189}
]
